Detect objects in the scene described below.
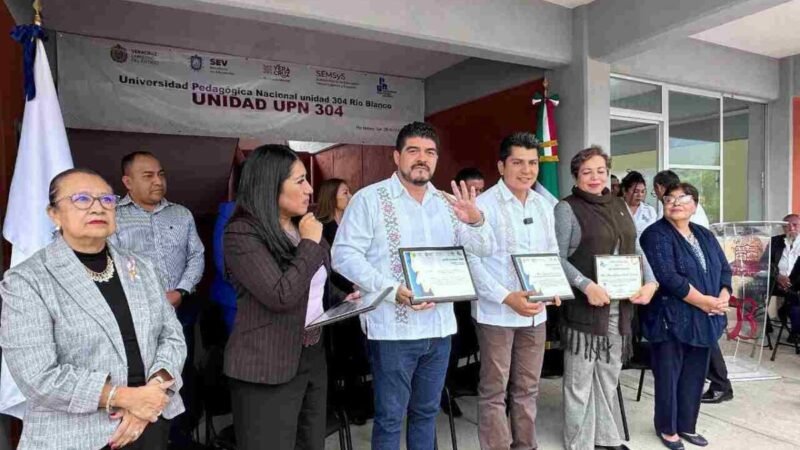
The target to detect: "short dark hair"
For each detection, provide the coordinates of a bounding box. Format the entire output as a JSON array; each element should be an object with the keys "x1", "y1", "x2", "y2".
[
  {"x1": 663, "y1": 182, "x2": 699, "y2": 205},
  {"x1": 653, "y1": 170, "x2": 680, "y2": 188},
  {"x1": 611, "y1": 174, "x2": 619, "y2": 181},
  {"x1": 569, "y1": 146, "x2": 611, "y2": 178},
  {"x1": 395, "y1": 121, "x2": 440, "y2": 152},
  {"x1": 121, "y1": 151, "x2": 158, "y2": 176},
  {"x1": 499, "y1": 132, "x2": 540, "y2": 162},
  {"x1": 454, "y1": 168, "x2": 484, "y2": 184},
  {"x1": 48, "y1": 168, "x2": 107, "y2": 207},
  {"x1": 621, "y1": 171, "x2": 646, "y2": 193}
]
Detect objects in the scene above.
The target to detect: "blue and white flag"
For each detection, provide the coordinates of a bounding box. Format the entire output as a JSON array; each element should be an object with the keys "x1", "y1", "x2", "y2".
[{"x1": 1, "y1": 26, "x2": 73, "y2": 419}]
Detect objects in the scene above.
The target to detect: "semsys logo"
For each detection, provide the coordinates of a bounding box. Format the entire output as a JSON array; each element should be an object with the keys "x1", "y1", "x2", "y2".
[
  {"x1": 110, "y1": 44, "x2": 128, "y2": 63},
  {"x1": 316, "y1": 70, "x2": 346, "y2": 81}
]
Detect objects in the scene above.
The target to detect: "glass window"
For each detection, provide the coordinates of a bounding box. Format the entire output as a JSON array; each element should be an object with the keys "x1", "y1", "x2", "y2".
[
  {"x1": 669, "y1": 92, "x2": 720, "y2": 166},
  {"x1": 610, "y1": 119, "x2": 659, "y2": 208},
  {"x1": 672, "y1": 168, "x2": 721, "y2": 224},
  {"x1": 722, "y1": 98, "x2": 766, "y2": 221},
  {"x1": 610, "y1": 78, "x2": 662, "y2": 113}
]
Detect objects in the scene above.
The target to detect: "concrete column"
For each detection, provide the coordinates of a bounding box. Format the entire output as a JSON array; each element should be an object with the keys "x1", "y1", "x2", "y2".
[
  {"x1": 549, "y1": 6, "x2": 611, "y2": 196},
  {"x1": 765, "y1": 57, "x2": 795, "y2": 219}
]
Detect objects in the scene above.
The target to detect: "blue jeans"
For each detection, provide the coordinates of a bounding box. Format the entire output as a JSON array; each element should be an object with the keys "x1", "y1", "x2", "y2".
[{"x1": 368, "y1": 337, "x2": 451, "y2": 450}]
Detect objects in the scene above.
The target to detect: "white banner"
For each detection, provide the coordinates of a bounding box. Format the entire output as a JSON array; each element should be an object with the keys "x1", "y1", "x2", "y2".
[{"x1": 57, "y1": 33, "x2": 424, "y2": 145}]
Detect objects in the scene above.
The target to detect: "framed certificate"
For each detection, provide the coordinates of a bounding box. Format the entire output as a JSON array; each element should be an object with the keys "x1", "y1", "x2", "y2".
[
  {"x1": 511, "y1": 253, "x2": 574, "y2": 302},
  {"x1": 399, "y1": 246, "x2": 478, "y2": 304},
  {"x1": 594, "y1": 255, "x2": 643, "y2": 300},
  {"x1": 305, "y1": 287, "x2": 393, "y2": 330}
]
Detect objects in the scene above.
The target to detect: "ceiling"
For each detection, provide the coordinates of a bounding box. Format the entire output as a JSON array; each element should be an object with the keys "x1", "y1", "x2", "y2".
[
  {"x1": 692, "y1": 0, "x2": 800, "y2": 59},
  {"x1": 35, "y1": 0, "x2": 467, "y2": 79},
  {"x1": 542, "y1": 0, "x2": 595, "y2": 8}
]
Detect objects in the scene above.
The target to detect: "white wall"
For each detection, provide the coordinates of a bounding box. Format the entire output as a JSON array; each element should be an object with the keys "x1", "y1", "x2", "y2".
[
  {"x1": 128, "y1": 0, "x2": 573, "y2": 68},
  {"x1": 612, "y1": 39, "x2": 780, "y2": 101}
]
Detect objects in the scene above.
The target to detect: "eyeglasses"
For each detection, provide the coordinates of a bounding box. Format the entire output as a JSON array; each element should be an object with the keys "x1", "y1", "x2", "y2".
[
  {"x1": 53, "y1": 193, "x2": 120, "y2": 210},
  {"x1": 663, "y1": 194, "x2": 694, "y2": 206}
]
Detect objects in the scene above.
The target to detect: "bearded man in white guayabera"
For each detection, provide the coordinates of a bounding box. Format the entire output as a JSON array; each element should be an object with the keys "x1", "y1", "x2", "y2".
[{"x1": 333, "y1": 122, "x2": 492, "y2": 450}]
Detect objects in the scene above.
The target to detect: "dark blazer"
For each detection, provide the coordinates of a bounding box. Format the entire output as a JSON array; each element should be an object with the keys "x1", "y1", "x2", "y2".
[
  {"x1": 769, "y1": 234, "x2": 800, "y2": 294},
  {"x1": 640, "y1": 218, "x2": 732, "y2": 347},
  {"x1": 223, "y1": 214, "x2": 346, "y2": 385},
  {"x1": 322, "y1": 220, "x2": 355, "y2": 299}
]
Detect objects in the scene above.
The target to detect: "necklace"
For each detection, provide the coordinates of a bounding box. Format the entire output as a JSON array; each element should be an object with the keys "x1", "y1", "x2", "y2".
[{"x1": 86, "y1": 255, "x2": 115, "y2": 283}]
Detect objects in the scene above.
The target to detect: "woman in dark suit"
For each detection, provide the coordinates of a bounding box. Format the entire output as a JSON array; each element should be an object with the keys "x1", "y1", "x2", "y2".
[
  {"x1": 316, "y1": 178, "x2": 354, "y2": 294},
  {"x1": 640, "y1": 182, "x2": 731, "y2": 450},
  {"x1": 223, "y1": 145, "x2": 357, "y2": 450}
]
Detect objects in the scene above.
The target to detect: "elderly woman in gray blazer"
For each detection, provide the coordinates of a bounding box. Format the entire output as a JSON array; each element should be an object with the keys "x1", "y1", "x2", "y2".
[{"x1": 0, "y1": 168, "x2": 186, "y2": 450}]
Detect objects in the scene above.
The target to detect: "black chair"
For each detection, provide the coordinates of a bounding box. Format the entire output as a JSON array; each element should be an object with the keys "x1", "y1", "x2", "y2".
[
  {"x1": 769, "y1": 296, "x2": 800, "y2": 361},
  {"x1": 323, "y1": 319, "x2": 363, "y2": 450},
  {"x1": 442, "y1": 301, "x2": 481, "y2": 450}
]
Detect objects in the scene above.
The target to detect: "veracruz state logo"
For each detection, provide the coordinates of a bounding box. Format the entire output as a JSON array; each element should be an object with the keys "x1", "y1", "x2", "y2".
[
  {"x1": 190, "y1": 54, "x2": 203, "y2": 71},
  {"x1": 110, "y1": 44, "x2": 128, "y2": 63}
]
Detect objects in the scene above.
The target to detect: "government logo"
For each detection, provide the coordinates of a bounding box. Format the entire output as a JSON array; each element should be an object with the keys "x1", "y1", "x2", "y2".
[
  {"x1": 110, "y1": 44, "x2": 128, "y2": 63},
  {"x1": 190, "y1": 54, "x2": 203, "y2": 71}
]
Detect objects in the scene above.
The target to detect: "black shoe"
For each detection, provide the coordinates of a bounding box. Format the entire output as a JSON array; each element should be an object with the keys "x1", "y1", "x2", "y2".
[
  {"x1": 658, "y1": 433, "x2": 685, "y2": 450},
  {"x1": 595, "y1": 445, "x2": 631, "y2": 450},
  {"x1": 440, "y1": 396, "x2": 463, "y2": 417},
  {"x1": 701, "y1": 389, "x2": 733, "y2": 403},
  {"x1": 678, "y1": 432, "x2": 708, "y2": 447}
]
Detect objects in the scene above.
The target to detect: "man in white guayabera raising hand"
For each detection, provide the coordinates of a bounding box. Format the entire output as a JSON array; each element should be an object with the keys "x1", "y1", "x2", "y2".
[{"x1": 332, "y1": 122, "x2": 493, "y2": 450}]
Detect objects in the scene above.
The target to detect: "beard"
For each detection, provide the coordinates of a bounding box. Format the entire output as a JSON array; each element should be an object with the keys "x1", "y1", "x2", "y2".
[{"x1": 399, "y1": 164, "x2": 432, "y2": 186}]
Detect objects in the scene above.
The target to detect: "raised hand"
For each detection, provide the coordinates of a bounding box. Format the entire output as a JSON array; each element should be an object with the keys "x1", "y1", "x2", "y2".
[{"x1": 448, "y1": 180, "x2": 483, "y2": 225}]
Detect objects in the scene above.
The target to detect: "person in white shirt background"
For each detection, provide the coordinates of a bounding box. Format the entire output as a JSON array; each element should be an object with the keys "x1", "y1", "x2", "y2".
[
  {"x1": 621, "y1": 170, "x2": 657, "y2": 238},
  {"x1": 467, "y1": 132, "x2": 561, "y2": 450},
  {"x1": 332, "y1": 122, "x2": 493, "y2": 450},
  {"x1": 653, "y1": 170, "x2": 710, "y2": 228}
]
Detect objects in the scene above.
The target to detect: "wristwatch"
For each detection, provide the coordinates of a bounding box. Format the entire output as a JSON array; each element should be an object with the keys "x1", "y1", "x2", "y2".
[{"x1": 176, "y1": 288, "x2": 189, "y2": 299}]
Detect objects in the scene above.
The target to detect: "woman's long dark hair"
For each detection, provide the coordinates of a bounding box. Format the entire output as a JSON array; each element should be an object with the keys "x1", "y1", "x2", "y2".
[
  {"x1": 316, "y1": 178, "x2": 346, "y2": 224},
  {"x1": 235, "y1": 144, "x2": 301, "y2": 270}
]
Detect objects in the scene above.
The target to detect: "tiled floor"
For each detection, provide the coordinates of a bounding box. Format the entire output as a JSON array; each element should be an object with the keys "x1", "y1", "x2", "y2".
[{"x1": 324, "y1": 342, "x2": 800, "y2": 449}]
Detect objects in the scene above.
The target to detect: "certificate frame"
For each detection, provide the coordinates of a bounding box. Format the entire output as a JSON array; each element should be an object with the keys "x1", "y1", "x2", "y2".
[
  {"x1": 511, "y1": 253, "x2": 575, "y2": 302},
  {"x1": 305, "y1": 287, "x2": 393, "y2": 330},
  {"x1": 399, "y1": 246, "x2": 478, "y2": 304},
  {"x1": 594, "y1": 254, "x2": 644, "y2": 300}
]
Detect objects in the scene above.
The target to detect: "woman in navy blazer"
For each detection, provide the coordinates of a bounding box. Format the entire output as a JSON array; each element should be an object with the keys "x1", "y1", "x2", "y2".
[{"x1": 640, "y1": 182, "x2": 732, "y2": 450}]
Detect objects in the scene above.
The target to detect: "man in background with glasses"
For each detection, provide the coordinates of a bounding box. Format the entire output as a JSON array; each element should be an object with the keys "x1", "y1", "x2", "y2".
[
  {"x1": 110, "y1": 151, "x2": 204, "y2": 448},
  {"x1": 652, "y1": 170, "x2": 710, "y2": 229}
]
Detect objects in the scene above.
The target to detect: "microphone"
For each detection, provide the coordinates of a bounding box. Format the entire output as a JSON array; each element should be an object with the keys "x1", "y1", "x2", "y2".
[{"x1": 523, "y1": 218, "x2": 533, "y2": 225}]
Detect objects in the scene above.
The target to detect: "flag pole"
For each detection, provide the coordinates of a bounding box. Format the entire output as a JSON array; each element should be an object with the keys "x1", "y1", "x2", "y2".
[{"x1": 33, "y1": 0, "x2": 42, "y2": 26}]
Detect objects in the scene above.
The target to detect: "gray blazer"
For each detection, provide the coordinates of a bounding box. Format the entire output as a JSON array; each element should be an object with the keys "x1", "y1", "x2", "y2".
[{"x1": 0, "y1": 237, "x2": 186, "y2": 450}]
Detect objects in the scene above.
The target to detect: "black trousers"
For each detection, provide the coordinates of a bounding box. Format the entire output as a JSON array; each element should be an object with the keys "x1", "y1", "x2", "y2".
[
  {"x1": 230, "y1": 342, "x2": 327, "y2": 450},
  {"x1": 100, "y1": 418, "x2": 170, "y2": 450},
  {"x1": 651, "y1": 340, "x2": 709, "y2": 435},
  {"x1": 706, "y1": 343, "x2": 732, "y2": 394}
]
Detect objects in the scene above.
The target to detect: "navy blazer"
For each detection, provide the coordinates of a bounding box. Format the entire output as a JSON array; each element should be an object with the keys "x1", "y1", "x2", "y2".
[{"x1": 639, "y1": 218, "x2": 732, "y2": 347}]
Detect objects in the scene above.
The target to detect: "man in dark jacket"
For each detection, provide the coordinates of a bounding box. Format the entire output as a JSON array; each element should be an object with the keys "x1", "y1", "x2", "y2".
[{"x1": 770, "y1": 214, "x2": 800, "y2": 342}]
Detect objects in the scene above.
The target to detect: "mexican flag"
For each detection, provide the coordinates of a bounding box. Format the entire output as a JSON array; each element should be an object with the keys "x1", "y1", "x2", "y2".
[{"x1": 532, "y1": 90, "x2": 560, "y2": 198}]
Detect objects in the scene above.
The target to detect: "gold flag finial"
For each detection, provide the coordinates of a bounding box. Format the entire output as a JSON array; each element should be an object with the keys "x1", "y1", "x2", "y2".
[
  {"x1": 33, "y1": 0, "x2": 42, "y2": 26},
  {"x1": 542, "y1": 77, "x2": 549, "y2": 97}
]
